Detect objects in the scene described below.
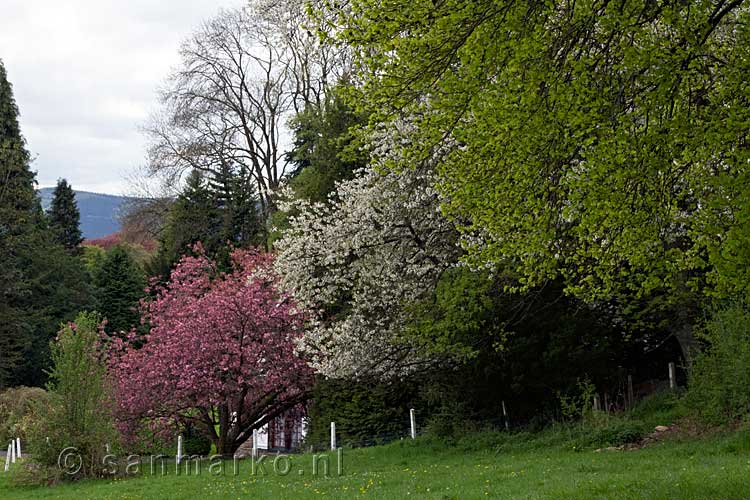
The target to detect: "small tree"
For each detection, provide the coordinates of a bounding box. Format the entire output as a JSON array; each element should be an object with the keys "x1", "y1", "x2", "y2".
[
  {"x1": 28, "y1": 312, "x2": 116, "y2": 479},
  {"x1": 109, "y1": 246, "x2": 313, "y2": 455},
  {"x1": 47, "y1": 178, "x2": 83, "y2": 252},
  {"x1": 94, "y1": 246, "x2": 145, "y2": 335}
]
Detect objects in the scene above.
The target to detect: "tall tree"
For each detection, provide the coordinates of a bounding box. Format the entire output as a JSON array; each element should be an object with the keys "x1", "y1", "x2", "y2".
[
  {"x1": 144, "y1": 1, "x2": 349, "y2": 240},
  {"x1": 47, "y1": 178, "x2": 83, "y2": 252},
  {"x1": 0, "y1": 61, "x2": 94, "y2": 387},
  {"x1": 328, "y1": 0, "x2": 750, "y2": 356},
  {"x1": 94, "y1": 246, "x2": 145, "y2": 335},
  {"x1": 0, "y1": 59, "x2": 42, "y2": 387}
]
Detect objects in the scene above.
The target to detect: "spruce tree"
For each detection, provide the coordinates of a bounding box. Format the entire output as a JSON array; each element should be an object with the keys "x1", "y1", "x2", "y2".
[
  {"x1": 0, "y1": 61, "x2": 95, "y2": 387},
  {"x1": 0, "y1": 60, "x2": 39, "y2": 387},
  {"x1": 47, "y1": 178, "x2": 83, "y2": 252},
  {"x1": 94, "y1": 246, "x2": 145, "y2": 335}
]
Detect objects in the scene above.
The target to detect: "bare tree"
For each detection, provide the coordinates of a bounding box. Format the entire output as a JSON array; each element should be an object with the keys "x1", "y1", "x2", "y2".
[{"x1": 143, "y1": 2, "x2": 349, "y2": 235}]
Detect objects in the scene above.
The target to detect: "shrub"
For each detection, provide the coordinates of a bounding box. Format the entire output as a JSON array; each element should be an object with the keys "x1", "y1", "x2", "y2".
[
  {"x1": 577, "y1": 420, "x2": 646, "y2": 448},
  {"x1": 686, "y1": 304, "x2": 750, "y2": 424},
  {"x1": 184, "y1": 434, "x2": 212, "y2": 456},
  {"x1": 0, "y1": 386, "x2": 50, "y2": 445},
  {"x1": 25, "y1": 312, "x2": 117, "y2": 480}
]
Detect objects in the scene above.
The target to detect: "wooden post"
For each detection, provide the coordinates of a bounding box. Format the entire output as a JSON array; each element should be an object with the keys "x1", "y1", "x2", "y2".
[
  {"x1": 604, "y1": 393, "x2": 609, "y2": 413},
  {"x1": 15, "y1": 438, "x2": 20, "y2": 459},
  {"x1": 627, "y1": 375, "x2": 634, "y2": 408},
  {"x1": 669, "y1": 362, "x2": 676, "y2": 390},
  {"x1": 410, "y1": 409, "x2": 416, "y2": 439},
  {"x1": 593, "y1": 394, "x2": 600, "y2": 412},
  {"x1": 252, "y1": 429, "x2": 258, "y2": 459},
  {"x1": 10, "y1": 440, "x2": 15, "y2": 464},
  {"x1": 4, "y1": 444, "x2": 10, "y2": 472},
  {"x1": 502, "y1": 401, "x2": 509, "y2": 431},
  {"x1": 176, "y1": 435, "x2": 183, "y2": 465},
  {"x1": 330, "y1": 422, "x2": 336, "y2": 451}
]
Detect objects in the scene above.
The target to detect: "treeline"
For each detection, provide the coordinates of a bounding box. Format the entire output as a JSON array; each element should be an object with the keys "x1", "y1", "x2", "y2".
[{"x1": 3, "y1": 0, "x2": 750, "y2": 457}]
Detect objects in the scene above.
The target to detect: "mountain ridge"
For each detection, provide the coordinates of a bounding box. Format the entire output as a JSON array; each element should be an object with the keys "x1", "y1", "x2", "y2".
[{"x1": 37, "y1": 187, "x2": 134, "y2": 239}]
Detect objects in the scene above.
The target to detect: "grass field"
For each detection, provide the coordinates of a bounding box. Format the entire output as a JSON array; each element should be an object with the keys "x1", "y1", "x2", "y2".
[{"x1": 1, "y1": 425, "x2": 750, "y2": 499}]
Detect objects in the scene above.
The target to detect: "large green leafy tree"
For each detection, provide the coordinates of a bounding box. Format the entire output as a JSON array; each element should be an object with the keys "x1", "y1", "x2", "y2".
[
  {"x1": 331, "y1": 0, "x2": 750, "y2": 352},
  {"x1": 94, "y1": 246, "x2": 146, "y2": 335},
  {"x1": 47, "y1": 178, "x2": 83, "y2": 252},
  {"x1": 0, "y1": 61, "x2": 94, "y2": 387}
]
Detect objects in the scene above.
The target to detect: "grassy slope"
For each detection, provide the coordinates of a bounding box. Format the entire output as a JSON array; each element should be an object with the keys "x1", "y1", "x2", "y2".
[
  {"x1": 1, "y1": 429, "x2": 749, "y2": 499},
  {"x1": 1, "y1": 394, "x2": 748, "y2": 499}
]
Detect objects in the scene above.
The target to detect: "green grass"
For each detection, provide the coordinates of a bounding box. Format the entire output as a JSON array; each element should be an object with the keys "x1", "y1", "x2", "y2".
[{"x1": 1, "y1": 427, "x2": 750, "y2": 499}]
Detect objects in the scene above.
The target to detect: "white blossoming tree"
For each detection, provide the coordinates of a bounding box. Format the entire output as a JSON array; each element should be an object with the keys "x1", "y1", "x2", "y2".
[{"x1": 274, "y1": 121, "x2": 460, "y2": 378}]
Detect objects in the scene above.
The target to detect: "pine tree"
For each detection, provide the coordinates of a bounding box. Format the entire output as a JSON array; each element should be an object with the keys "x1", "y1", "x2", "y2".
[
  {"x1": 94, "y1": 246, "x2": 145, "y2": 335},
  {"x1": 47, "y1": 178, "x2": 83, "y2": 252}
]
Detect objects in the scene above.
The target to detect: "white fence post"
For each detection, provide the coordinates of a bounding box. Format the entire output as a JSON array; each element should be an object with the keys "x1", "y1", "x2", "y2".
[
  {"x1": 410, "y1": 409, "x2": 416, "y2": 439},
  {"x1": 4, "y1": 444, "x2": 10, "y2": 472},
  {"x1": 176, "y1": 435, "x2": 183, "y2": 464},
  {"x1": 330, "y1": 422, "x2": 336, "y2": 451},
  {"x1": 16, "y1": 438, "x2": 21, "y2": 458},
  {"x1": 502, "y1": 401, "x2": 509, "y2": 431},
  {"x1": 252, "y1": 429, "x2": 258, "y2": 459},
  {"x1": 10, "y1": 440, "x2": 16, "y2": 463},
  {"x1": 669, "y1": 362, "x2": 676, "y2": 390}
]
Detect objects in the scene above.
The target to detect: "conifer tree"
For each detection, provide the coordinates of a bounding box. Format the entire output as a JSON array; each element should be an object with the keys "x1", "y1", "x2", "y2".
[
  {"x1": 94, "y1": 246, "x2": 145, "y2": 335},
  {"x1": 47, "y1": 178, "x2": 83, "y2": 252},
  {"x1": 0, "y1": 61, "x2": 95, "y2": 388},
  {"x1": 0, "y1": 60, "x2": 39, "y2": 387}
]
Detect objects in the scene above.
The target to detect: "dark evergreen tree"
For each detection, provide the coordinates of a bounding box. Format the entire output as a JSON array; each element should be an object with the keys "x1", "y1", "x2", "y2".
[
  {"x1": 0, "y1": 61, "x2": 94, "y2": 387},
  {"x1": 150, "y1": 167, "x2": 262, "y2": 278},
  {"x1": 47, "y1": 178, "x2": 83, "y2": 252},
  {"x1": 285, "y1": 85, "x2": 368, "y2": 204},
  {"x1": 0, "y1": 59, "x2": 41, "y2": 387},
  {"x1": 94, "y1": 246, "x2": 145, "y2": 335}
]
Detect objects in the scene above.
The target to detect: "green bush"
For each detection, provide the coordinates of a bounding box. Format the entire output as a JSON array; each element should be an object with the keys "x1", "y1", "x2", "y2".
[
  {"x1": 184, "y1": 434, "x2": 212, "y2": 456},
  {"x1": 686, "y1": 304, "x2": 750, "y2": 424},
  {"x1": 25, "y1": 312, "x2": 117, "y2": 480},
  {"x1": 577, "y1": 420, "x2": 647, "y2": 448}
]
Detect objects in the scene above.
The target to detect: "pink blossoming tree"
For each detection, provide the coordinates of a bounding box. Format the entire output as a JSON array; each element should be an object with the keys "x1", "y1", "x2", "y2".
[{"x1": 109, "y1": 245, "x2": 312, "y2": 455}]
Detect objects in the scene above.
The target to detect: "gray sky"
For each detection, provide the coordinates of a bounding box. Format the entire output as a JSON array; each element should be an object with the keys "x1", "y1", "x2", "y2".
[{"x1": 0, "y1": 0, "x2": 244, "y2": 195}]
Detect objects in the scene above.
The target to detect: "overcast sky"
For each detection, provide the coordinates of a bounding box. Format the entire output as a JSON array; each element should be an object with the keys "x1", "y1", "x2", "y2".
[{"x1": 0, "y1": 0, "x2": 244, "y2": 195}]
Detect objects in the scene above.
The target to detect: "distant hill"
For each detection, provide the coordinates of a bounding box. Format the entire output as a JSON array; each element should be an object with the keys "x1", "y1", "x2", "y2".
[{"x1": 38, "y1": 188, "x2": 135, "y2": 239}]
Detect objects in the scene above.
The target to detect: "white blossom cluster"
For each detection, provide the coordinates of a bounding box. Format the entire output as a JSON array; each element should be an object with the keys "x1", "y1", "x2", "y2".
[{"x1": 274, "y1": 121, "x2": 460, "y2": 379}]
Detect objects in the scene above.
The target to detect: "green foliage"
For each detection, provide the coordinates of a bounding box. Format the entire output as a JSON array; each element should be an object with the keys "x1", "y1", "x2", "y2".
[
  {"x1": 557, "y1": 378, "x2": 598, "y2": 422},
  {"x1": 46, "y1": 178, "x2": 83, "y2": 252},
  {"x1": 404, "y1": 267, "x2": 506, "y2": 360},
  {"x1": 0, "y1": 59, "x2": 40, "y2": 388},
  {"x1": 94, "y1": 246, "x2": 145, "y2": 335},
  {"x1": 183, "y1": 434, "x2": 211, "y2": 456},
  {"x1": 334, "y1": 0, "x2": 750, "y2": 306},
  {"x1": 153, "y1": 168, "x2": 262, "y2": 276},
  {"x1": 286, "y1": 86, "x2": 368, "y2": 204},
  {"x1": 26, "y1": 312, "x2": 116, "y2": 479},
  {"x1": 686, "y1": 303, "x2": 750, "y2": 424},
  {"x1": 305, "y1": 378, "x2": 418, "y2": 448},
  {"x1": 80, "y1": 244, "x2": 106, "y2": 275}
]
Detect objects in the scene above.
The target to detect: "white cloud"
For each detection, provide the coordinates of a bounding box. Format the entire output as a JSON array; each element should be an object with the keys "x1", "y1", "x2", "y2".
[{"x1": 0, "y1": 0, "x2": 245, "y2": 194}]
